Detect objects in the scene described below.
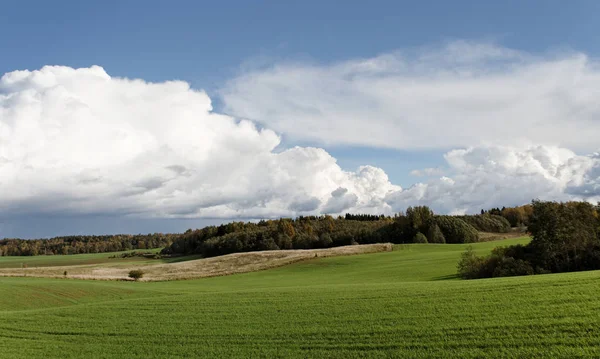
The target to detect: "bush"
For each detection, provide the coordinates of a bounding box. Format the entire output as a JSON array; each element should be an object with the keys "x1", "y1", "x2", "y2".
[
  {"x1": 456, "y1": 247, "x2": 485, "y2": 279},
  {"x1": 458, "y1": 245, "x2": 536, "y2": 279},
  {"x1": 412, "y1": 232, "x2": 428, "y2": 243},
  {"x1": 491, "y1": 257, "x2": 535, "y2": 277},
  {"x1": 128, "y1": 270, "x2": 144, "y2": 281}
]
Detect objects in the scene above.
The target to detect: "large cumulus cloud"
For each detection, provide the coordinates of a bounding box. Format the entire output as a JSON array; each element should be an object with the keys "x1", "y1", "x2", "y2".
[
  {"x1": 0, "y1": 66, "x2": 399, "y2": 219},
  {"x1": 387, "y1": 145, "x2": 600, "y2": 214},
  {"x1": 221, "y1": 41, "x2": 600, "y2": 152},
  {"x1": 1, "y1": 64, "x2": 599, "y2": 226}
]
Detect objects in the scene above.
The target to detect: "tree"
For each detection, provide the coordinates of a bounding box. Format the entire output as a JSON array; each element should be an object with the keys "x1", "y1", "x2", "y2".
[
  {"x1": 406, "y1": 206, "x2": 434, "y2": 234},
  {"x1": 527, "y1": 200, "x2": 600, "y2": 272},
  {"x1": 128, "y1": 270, "x2": 145, "y2": 281},
  {"x1": 459, "y1": 201, "x2": 600, "y2": 280},
  {"x1": 457, "y1": 246, "x2": 484, "y2": 279},
  {"x1": 501, "y1": 207, "x2": 525, "y2": 227},
  {"x1": 277, "y1": 219, "x2": 296, "y2": 239},
  {"x1": 412, "y1": 232, "x2": 428, "y2": 243},
  {"x1": 276, "y1": 234, "x2": 293, "y2": 250},
  {"x1": 459, "y1": 214, "x2": 510, "y2": 233},
  {"x1": 435, "y1": 216, "x2": 479, "y2": 243},
  {"x1": 427, "y1": 224, "x2": 446, "y2": 243},
  {"x1": 318, "y1": 233, "x2": 333, "y2": 247}
]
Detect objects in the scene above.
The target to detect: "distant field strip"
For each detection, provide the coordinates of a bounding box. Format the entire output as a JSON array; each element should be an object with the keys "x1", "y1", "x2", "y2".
[
  {"x1": 0, "y1": 248, "x2": 166, "y2": 268},
  {"x1": 2, "y1": 236, "x2": 599, "y2": 358},
  {"x1": 0, "y1": 243, "x2": 393, "y2": 281}
]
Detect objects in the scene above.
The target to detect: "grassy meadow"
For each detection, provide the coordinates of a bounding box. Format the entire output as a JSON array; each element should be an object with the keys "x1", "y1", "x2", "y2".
[
  {"x1": 0, "y1": 248, "x2": 160, "y2": 268},
  {"x1": 1, "y1": 236, "x2": 600, "y2": 358},
  {"x1": 0, "y1": 248, "x2": 204, "y2": 269}
]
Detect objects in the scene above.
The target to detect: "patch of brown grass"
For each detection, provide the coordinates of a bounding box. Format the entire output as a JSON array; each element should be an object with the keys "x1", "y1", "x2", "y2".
[{"x1": 0, "y1": 243, "x2": 393, "y2": 282}]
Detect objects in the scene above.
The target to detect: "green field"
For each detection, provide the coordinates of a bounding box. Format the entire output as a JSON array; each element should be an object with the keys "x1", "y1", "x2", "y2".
[
  {"x1": 1, "y1": 237, "x2": 600, "y2": 358},
  {"x1": 0, "y1": 248, "x2": 201, "y2": 269}
]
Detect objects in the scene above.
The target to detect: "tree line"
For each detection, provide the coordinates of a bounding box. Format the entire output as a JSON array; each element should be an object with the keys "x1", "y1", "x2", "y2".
[
  {"x1": 0, "y1": 207, "x2": 516, "y2": 258},
  {"x1": 344, "y1": 213, "x2": 387, "y2": 221},
  {"x1": 161, "y1": 208, "x2": 512, "y2": 258},
  {"x1": 0, "y1": 233, "x2": 178, "y2": 256},
  {"x1": 482, "y1": 204, "x2": 534, "y2": 227},
  {"x1": 459, "y1": 200, "x2": 600, "y2": 279}
]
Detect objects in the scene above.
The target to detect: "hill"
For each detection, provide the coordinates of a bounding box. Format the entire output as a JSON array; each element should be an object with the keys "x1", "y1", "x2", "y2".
[
  {"x1": 0, "y1": 243, "x2": 393, "y2": 281},
  {"x1": 2, "y1": 236, "x2": 600, "y2": 358}
]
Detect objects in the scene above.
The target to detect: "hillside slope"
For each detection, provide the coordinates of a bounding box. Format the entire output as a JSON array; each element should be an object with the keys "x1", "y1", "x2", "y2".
[
  {"x1": 2, "y1": 237, "x2": 600, "y2": 358},
  {"x1": 0, "y1": 243, "x2": 392, "y2": 281}
]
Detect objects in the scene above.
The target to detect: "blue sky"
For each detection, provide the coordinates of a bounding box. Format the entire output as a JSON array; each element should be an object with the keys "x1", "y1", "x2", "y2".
[
  {"x1": 3, "y1": 0, "x2": 597, "y2": 185},
  {"x1": 3, "y1": 1, "x2": 600, "y2": 81},
  {"x1": 1, "y1": 1, "x2": 600, "y2": 237}
]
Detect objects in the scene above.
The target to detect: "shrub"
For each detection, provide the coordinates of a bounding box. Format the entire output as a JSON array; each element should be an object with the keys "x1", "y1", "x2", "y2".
[
  {"x1": 458, "y1": 245, "x2": 536, "y2": 279},
  {"x1": 412, "y1": 232, "x2": 428, "y2": 243},
  {"x1": 491, "y1": 257, "x2": 535, "y2": 277},
  {"x1": 63, "y1": 271, "x2": 68, "y2": 277},
  {"x1": 128, "y1": 270, "x2": 144, "y2": 281},
  {"x1": 456, "y1": 247, "x2": 485, "y2": 279}
]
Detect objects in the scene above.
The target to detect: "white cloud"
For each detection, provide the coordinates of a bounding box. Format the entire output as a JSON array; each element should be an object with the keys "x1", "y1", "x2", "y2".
[
  {"x1": 1, "y1": 64, "x2": 599, "y2": 225},
  {"x1": 220, "y1": 41, "x2": 600, "y2": 152},
  {"x1": 410, "y1": 167, "x2": 446, "y2": 177},
  {"x1": 322, "y1": 187, "x2": 358, "y2": 214},
  {"x1": 0, "y1": 66, "x2": 400, "y2": 219},
  {"x1": 386, "y1": 145, "x2": 600, "y2": 214}
]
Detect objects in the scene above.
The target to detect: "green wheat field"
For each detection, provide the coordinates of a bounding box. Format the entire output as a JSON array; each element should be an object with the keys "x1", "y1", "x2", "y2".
[{"x1": 1, "y1": 237, "x2": 599, "y2": 358}]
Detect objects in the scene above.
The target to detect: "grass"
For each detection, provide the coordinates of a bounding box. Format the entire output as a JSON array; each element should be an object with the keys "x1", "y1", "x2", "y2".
[
  {"x1": 0, "y1": 248, "x2": 205, "y2": 269},
  {"x1": 0, "y1": 248, "x2": 163, "y2": 268},
  {"x1": 1, "y1": 236, "x2": 600, "y2": 358},
  {"x1": 0, "y1": 243, "x2": 393, "y2": 281}
]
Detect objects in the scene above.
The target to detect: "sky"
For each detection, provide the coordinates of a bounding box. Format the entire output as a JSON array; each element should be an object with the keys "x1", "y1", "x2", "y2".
[{"x1": 1, "y1": 0, "x2": 600, "y2": 238}]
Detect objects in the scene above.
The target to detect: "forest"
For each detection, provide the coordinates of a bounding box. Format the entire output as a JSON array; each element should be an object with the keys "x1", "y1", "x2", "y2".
[
  {"x1": 0, "y1": 233, "x2": 177, "y2": 256},
  {"x1": 0, "y1": 206, "x2": 517, "y2": 257},
  {"x1": 160, "y1": 208, "x2": 515, "y2": 257}
]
